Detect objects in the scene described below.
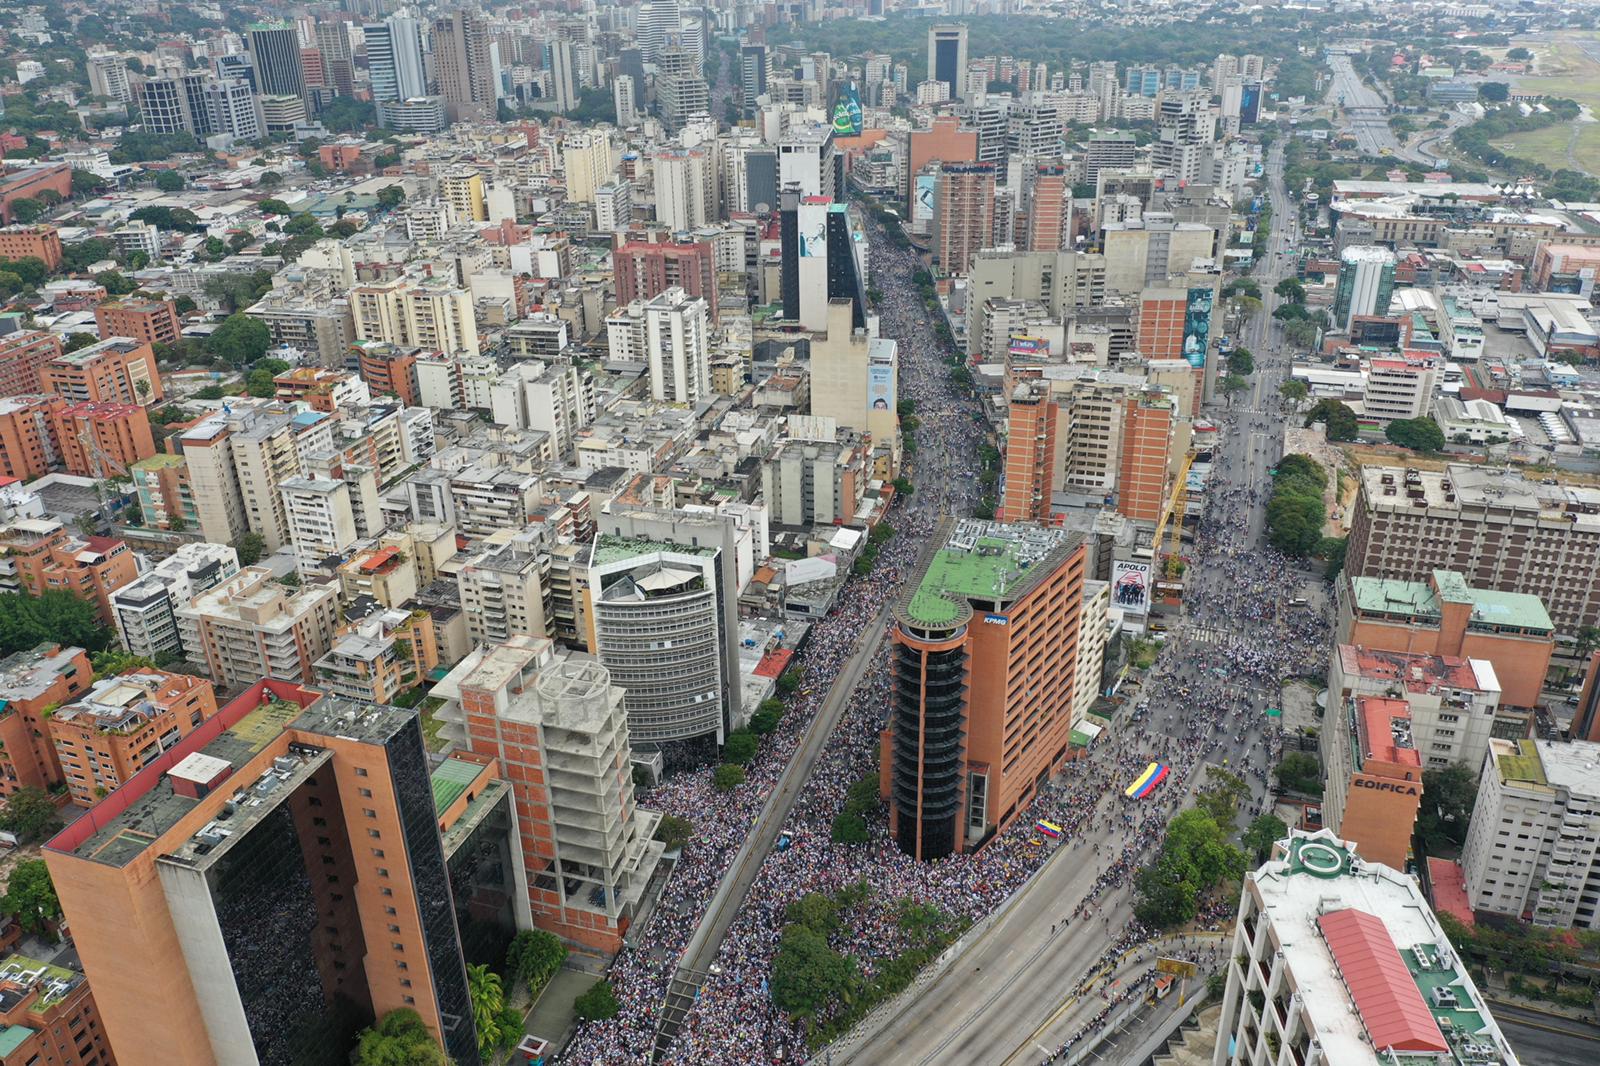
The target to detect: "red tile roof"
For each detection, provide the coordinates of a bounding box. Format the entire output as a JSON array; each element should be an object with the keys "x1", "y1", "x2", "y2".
[
  {"x1": 754, "y1": 647, "x2": 793, "y2": 679},
  {"x1": 1318, "y1": 908, "x2": 1447, "y2": 1054}
]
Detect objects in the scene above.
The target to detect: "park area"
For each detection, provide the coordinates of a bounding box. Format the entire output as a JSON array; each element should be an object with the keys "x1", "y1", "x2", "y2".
[{"x1": 1495, "y1": 34, "x2": 1600, "y2": 178}]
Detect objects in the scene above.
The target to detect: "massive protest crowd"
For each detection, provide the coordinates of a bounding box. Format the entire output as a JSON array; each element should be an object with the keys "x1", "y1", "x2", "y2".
[{"x1": 564, "y1": 216, "x2": 1329, "y2": 1066}]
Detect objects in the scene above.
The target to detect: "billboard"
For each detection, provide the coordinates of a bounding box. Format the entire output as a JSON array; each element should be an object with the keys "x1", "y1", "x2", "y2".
[
  {"x1": 797, "y1": 201, "x2": 828, "y2": 258},
  {"x1": 832, "y1": 82, "x2": 863, "y2": 136},
  {"x1": 1240, "y1": 82, "x2": 1262, "y2": 125},
  {"x1": 913, "y1": 174, "x2": 937, "y2": 224},
  {"x1": 1183, "y1": 287, "x2": 1214, "y2": 370},
  {"x1": 1008, "y1": 335, "x2": 1050, "y2": 357},
  {"x1": 1111, "y1": 560, "x2": 1151, "y2": 616},
  {"x1": 868, "y1": 360, "x2": 895, "y2": 412}
]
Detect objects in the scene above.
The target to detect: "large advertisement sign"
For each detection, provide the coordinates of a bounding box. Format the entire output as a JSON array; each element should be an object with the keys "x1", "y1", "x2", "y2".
[
  {"x1": 832, "y1": 82, "x2": 864, "y2": 136},
  {"x1": 914, "y1": 174, "x2": 937, "y2": 224},
  {"x1": 1240, "y1": 82, "x2": 1262, "y2": 125},
  {"x1": 868, "y1": 360, "x2": 895, "y2": 411},
  {"x1": 1008, "y1": 335, "x2": 1050, "y2": 357},
  {"x1": 1183, "y1": 287, "x2": 1214, "y2": 370},
  {"x1": 1111, "y1": 560, "x2": 1152, "y2": 616}
]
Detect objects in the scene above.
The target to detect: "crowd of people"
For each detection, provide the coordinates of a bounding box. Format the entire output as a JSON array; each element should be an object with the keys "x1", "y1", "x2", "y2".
[{"x1": 562, "y1": 213, "x2": 1330, "y2": 1066}]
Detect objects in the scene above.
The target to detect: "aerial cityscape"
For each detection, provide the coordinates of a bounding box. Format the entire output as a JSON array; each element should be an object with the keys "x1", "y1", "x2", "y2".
[{"x1": 0, "y1": 0, "x2": 1596, "y2": 1064}]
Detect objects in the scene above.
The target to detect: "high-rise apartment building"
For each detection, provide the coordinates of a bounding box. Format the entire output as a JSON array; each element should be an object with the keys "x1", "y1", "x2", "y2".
[
  {"x1": 280, "y1": 476, "x2": 360, "y2": 573},
  {"x1": 1327, "y1": 644, "x2": 1504, "y2": 774},
  {"x1": 0, "y1": 949, "x2": 116, "y2": 1066},
  {"x1": 1362, "y1": 353, "x2": 1437, "y2": 423},
  {"x1": 111, "y1": 542, "x2": 240, "y2": 661},
  {"x1": 177, "y1": 566, "x2": 340, "y2": 688},
  {"x1": 458, "y1": 539, "x2": 555, "y2": 648},
  {"x1": 1152, "y1": 91, "x2": 1216, "y2": 184},
  {"x1": 1345, "y1": 464, "x2": 1600, "y2": 638},
  {"x1": 0, "y1": 329, "x2": 61, "y2": 397},
  {"x1": 998, "y1": 381, "x2": 1057, "y2": 523},
  {"x1": 927, "y1": 24, "x2": 969, "y2": 102},
  {"x1": 1083, "y1": 132, "x2": 1138, "y2": 186},
  {"x1": 740, "y1": 43, "x2": 768, "y2": 114},
  {"x1": 54, "y1": 400, "x2": 157, "y2": 478},
  {"x1": 48, "y1": 668, "x2": 219, "y2": 807},
  {"x1": 1332, "y1": 246, "x2": 1397, "y2": 330},
  {"x1": 561, "y1": 130, "x2": 613, "y2": 204},
  {"x1": 596, "y1": 180, "x2": 633, "y2": 233},
  {"x1": 1318, "y1": 695, "x2": 1425, "y2": 870},
  {"x1": 652, "y1": 147, "x2": 715, "y2": 231},
  {"x1": 488, "y1": 359, "x2": 595, "y2": 457},
  {"x1": 808, "y1": 299, "x2": 898, "y2": 446},
  {"x1": 1214, "y1": 829, "x2": 1520, "y2": 1066},
  {"x1": 588, "y1": 508, "x2": 747, "y2": 747},
  {"x1": 885, "y1": 520, "x2": 1086, "y2": 860},
  {"x1": 933, "y1": 163, "x2": 995, "y2": 277},
  {"x1": 0, "y1": 520, "x2": 138, "y2": 625},
  {"x1": 612, "y1": 75, "x2": 639, "y2": 126},
  {"x1": 642, "y1": 287, "x2": 710, "y2": 404},
  {"x1": 442, "y1": 637, "x2": 665, "y2": 951},
  {"x1": 42, "y1": 337, "x2": 162, "y2": 406},
  {"x1": 548, "y1": 39, "x2": 578, "y2": 113},
  {"x1": 432, "y1": 10, "x2": 495, "y2": 124},
  {"x1": 351, "y1": 277, "x2": 480, "y2": 358},
  {"x1": 0, "y1": 643, "x2": 93, "y2": 798},
  {"x1": 245, "y1": 23, "x2": 306, "y2": 101},
  {"x1": 138, "y1": 73, "x2": 213, "y2": 137},
  {"x1": 1116, "y1": 387, "x2": 1179, "y2": 524},
  {"x1": 1023, "y1": 160, "x2": 1068, "y2": 253},
  {"x1": 45, "y1": 684, "x2": 484, "y2": 1066},
  {"x1": 653, "y1": 48, "x2": 709, "y2": 133},
  {"x1": 613, "y1": 234, "x2": 717, "y2": 311},
  {"x1": 1464, "y1": 737, "x2": 1600, "y2": 929},
  {"x1": 364, "y1": 15, "x2": 428, "y2": 103}
]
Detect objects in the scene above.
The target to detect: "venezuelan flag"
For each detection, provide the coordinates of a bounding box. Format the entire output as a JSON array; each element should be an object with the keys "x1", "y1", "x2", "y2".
[
  {"x1": 1036, "y1": 820, "x2": 1062, "y2": 839},
  {"x1": 1125, "y1": 762, "x2": 1169, "y2": 800}
]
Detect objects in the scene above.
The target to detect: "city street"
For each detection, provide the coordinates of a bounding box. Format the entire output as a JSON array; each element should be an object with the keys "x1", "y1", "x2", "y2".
[{"x1": 834, "y1": 146, "x2": 1314, "y2": 1066}]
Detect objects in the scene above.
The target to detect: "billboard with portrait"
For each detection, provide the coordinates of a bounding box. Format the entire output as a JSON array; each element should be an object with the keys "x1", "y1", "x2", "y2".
[
  {"x1": 914, "y1": 174, "x2": 937, "y2": 224},
  {"x1": 868, "y1": 360, "x2": 895, "y2": 412},
  {"x1": 1111, "y1": 560, "x2": 1152, "y2": 616},
  {"x1": 1183, "y1": 287, "x2": 1214, "y2": 369}
]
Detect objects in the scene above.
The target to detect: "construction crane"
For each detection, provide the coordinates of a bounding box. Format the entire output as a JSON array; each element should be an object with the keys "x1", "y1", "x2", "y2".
[{"x1": 1150, "y1": 448, "x2": 1197, "y2": 563}]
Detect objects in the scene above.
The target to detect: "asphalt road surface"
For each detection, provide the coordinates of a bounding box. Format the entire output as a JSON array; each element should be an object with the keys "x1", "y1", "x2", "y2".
[
  {"x1": 1490, "y1": 1002, "x2": 1600, "y2": 1066},
  {"x1": 1325, "y1": 54, "x2": 1405, "y2": 160}
]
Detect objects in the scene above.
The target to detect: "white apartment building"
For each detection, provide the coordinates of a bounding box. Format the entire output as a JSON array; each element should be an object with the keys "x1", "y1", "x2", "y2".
[
  {"x1": 458, "y1": 539, "x2": 554, "y2": 648},
  {"x1": 176, "y1": 567, "x2": 340, "y2": 688},
  {"x1": 595, "y1": 180, "x2": 633, "y2": 233},
  {"x1": 352, "y1": 276, "x2": 480, "y2": 358},
  {"x1": 1215, "y1": 828, "x2": 1519, "y2": 1066},
  {"x1": 652, "y1": 147, "x2": 715, "y2": 232},
  {"x1": 488, "y1": 359, "x2": 597, "y2": 458},
  {"x1": 1362, "y1": 355, "x2": 1439, "y2": 423},
  {"x1": 281, "y1": 476, "x2": 360, "y2": 574},
  {"x1": 643, "y1": 287, "x2": 711, "y2": 404},
  {"x1": 1072, "y1": 580, "x2": 1113, "y2": 731},
  {"x1": 111, "y1": 543, "x2": 241, "y2": 660},
  {"x1": 1463, "y1": 737, "x2": 1600, "y2": 929},
  {"x1": 562, "y1": 130, "x2": 615, "y2": 204},
  {"x1": 447, "y1": 465, "x2": 544, "y2": 539}
]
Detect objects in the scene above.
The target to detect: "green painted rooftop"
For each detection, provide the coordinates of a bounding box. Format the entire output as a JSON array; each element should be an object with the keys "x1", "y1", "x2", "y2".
[
  {"x1": 431, "y1": 756, "x2": 484, "y2": 813},
  {"x1": 905, "y1": 522, "x2": 1075, "y2": 627},
  {"x1": 1349, "y1": 571, "x2": 1553, "y2": 633},
  {"x1": 1497, "y1": 739, "x2": 1546, "y2": 785},
  {"x1": 0, "y1": 1025, "x2": 32, "y2": 1055}
]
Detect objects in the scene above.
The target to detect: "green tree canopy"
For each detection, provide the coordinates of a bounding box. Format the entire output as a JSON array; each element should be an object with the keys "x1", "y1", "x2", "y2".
[
  {"x1": 0, "y1": 787, "x2": 62, "y2": 844},
  {"x1": 129, "y1": 205, "x2": 203, "y2": 233},
  {"x1": 1276, "y1": 751, "x2": 1323, "y2": 795},
  {"x1": 206, "y1": 313, "x2": 270, "y2": 366},
  {"x1": 1, "y1": 860, "x2": 61, "y2": 936},
  {"x1": 712, "y1": 763, "x2": 747, "y2": 792},
  {"x1": 1242, "y1": 814, "x2": 1289, "y2": 864},
  {"x1": 771, "y1": 924, "x2": 857, "y2": 1017},
  {"x1": 1417, "y1": 765, "x2": 1478, "y2": 851},
  {"x1": 722, "y1": 730, "x2": 758, "y2": 764},
  {"x1": 94, "y1": 270, "x2": 136, "y2": 296},
  {"x1": 573, "y1": 979, "x2": 621, "y2": 1021},
  {"x1": 1274, "y1": 277, "x2": 1306, "y2": 303},
  {"x1": 655, "y1": 814, "x2": 693, "y2": 851},
  {"x1": 1134, "y1": 809, "x2": 1246, "y2": 928},
  {"x1": 153, "y1": 170, "x2": 185, "y2": 192},
  {"x1": 0, "y1": 590, "x2": 112, "y2": 657},
  {"x1": 1227, "y1": 348, "x2": 1254, "y2": 376},
  {"x1": 1304, "y1": 398, "x2": 1359, "y2": 441},
  {"x1": 8, "y1": 199, "x2": 44, "y2": 224},
  {"x1": 234, "y1": 531, "x2": 267, "y2": 566},
  {"x1": 90, "y1": 650, "x2": 158, "y2": 679},
  {"x1": 506, "y1": 929, "x2": 567, "y2": 994},
  {"x1": 353, "y1": 1009, "x2": 451, "y2": 1066},
  {"x1": 1385, "y1": 416, "x2": 1445, "y2": 453}
]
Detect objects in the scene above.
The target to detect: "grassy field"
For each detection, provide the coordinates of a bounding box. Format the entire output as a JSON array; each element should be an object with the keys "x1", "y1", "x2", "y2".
[{"x1": 1496, "y1": 35, "x2": 1600, "y2": 177}]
